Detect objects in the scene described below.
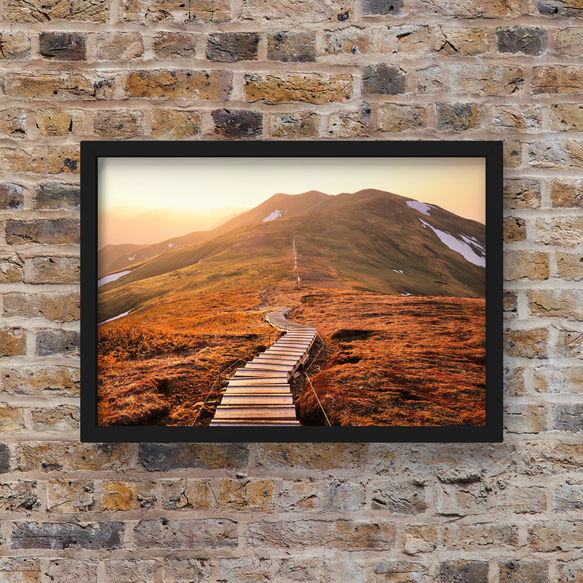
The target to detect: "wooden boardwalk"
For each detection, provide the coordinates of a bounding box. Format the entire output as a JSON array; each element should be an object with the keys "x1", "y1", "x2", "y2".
[{"x1": 210, "y1": 307, "x2": 316, "y2": 426}]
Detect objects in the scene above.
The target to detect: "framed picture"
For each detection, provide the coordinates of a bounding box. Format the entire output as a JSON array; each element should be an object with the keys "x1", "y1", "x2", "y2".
[{"x1": 81, "y1": 140, "x2": 503, "y2": 443}]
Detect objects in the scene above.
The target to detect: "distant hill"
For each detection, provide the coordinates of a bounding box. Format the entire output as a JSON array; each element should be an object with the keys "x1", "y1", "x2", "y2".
[{"x1": 98, "y1": 188, "x2": 486, "y2": 322}]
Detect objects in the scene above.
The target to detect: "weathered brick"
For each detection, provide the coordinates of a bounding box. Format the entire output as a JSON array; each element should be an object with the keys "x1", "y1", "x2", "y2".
[
  {"x1": 496, "y1": 27, "x2": 547, "y2": 55},
  {"x1": 6, "y1": 0, "x2": 110, "y2": 22},
  {"x1": 0, "y1": 108, "x2": 26, "y2": 138},
  {"x1": 277, "y1": 479, "x2": 322, "y2": 511},
  {"x1": 153, "y1": 32, "x2": 197, "y2": 58},
  {"x1": 504, "y1": 140, "x2": 523, "y2": 168},
  {"x1": 413, "y1": 0, "x2": 519, "y2": 17},
  {"x1": 436, "y1": 103, "x2": 480, "y2": 131},
  {"x1": 373, "y1": 561, "x2": 427, "y2": 582},
  {"x1": 503, "y1": 217, "x2": 526, "y2": 242},
  {"x1": 323, "y1": 26, "x2": 372, "y2": 55},
  {"x1": 207, "y1": 32, "x2": 258, "y2": 62},
  {"x1": 241, "y1": 0, "x2": 354, "y2": 21},
  {"x1": 161, "y1": 479, "x2": 211, "y2": 510},
  {"x1": 212, "y1": 109, "x2": 262, "y2": 139},
  {"x1": 558, "y1": 560, "x2": 583, "y2": 583},
  {"x1": 12, "y1": 522, "x2": 124, "y2": 550},
  {"x1": 256, "y1": 443, "x2": 365, "y2": 470},
  {"x1": 554, "y1": 483, "x2": 583, "y2": 511},
  {"x1": 36, "y1": 110, "x2": 83, "y2": 137},
  {"x1": 530, "y1": 0, "x2": 583, "y2": 16},
  {"x1": 0, "y1": 147, "x2": 79, "y2": 174},
  {"x1": 443, "y1": 523, "x2": 518, "y2": 550},
  {"x1": 94, "y1": 111, "x2": 142, "y2": 138},
  {"x1": 4, "y1": 292, "x2": 79, "y2": 322},
  {"x1": 31, "y1": 405, "x2": 79, "y2": 432},
  {"x1": 123, "y1": 0, "x2": 230, "y2": 22},
  {"x1": 328, "y1": 105, "x2": 371, "y2": 137},
  {"x1": 499, "y1": 560, "x2": 549, "y2": 583},
  {"x1": 33, "y1": 184, "x2": 79, "y2": 210},
  {"x1": 267, "y1": 31, "x2": 315, "y2": 62},
  {"x1": 217, "y1": 558, "x2": 272, "y2": 583},
  {"x1": 96, "y1": 32, "x2": 144, "y2": 61},
  {"x1": 536, "y1": 217, "x2": 583, "y2": 246},
  {"x1": 47, "y1": 479, "x2": 95, "y2": 513},
  {"x1": 36, "y1": 330, "x2": 80, "y2": 357},
  {"x1": 498, "y1": 485, "x2": 547, "y2": 513},
  {"x1": 554, "y1": 404, "x2": 583, "y2": 432},
  {"x1": 0, "y1": 406, "x2": 24, "y2": 432},
  {"x1": 401, "y1": 525, "x2": 437, "y2": 554},
  {"x1": 551, "y1": 103, "x2": 583, "y2": 131},
  {"x1": 160, "y1": 559, "x2": 210, "y2": 582},
  {"x1": 371, "y1": 481, "x2": 426, "y2": 513},
  {"x1": 6, "y1": 219, "x2": 80, "y2": 245},
  {"x1": 552, "y1": 180, "x2": 583, "y2": 208},
  {"x1": 436, "y1": 481, "x2": 488, "y2": 516},
  {"x1": 0, "y1": 481, "x2": 39, "y2": 512},
  {"x1": 271, "y1": 112, "x2": 319, "y2": 138},
  {"x1": 504, "y1": 251, "x2": 549, "y2": 280},
  {"x1": 505, "y1": 367, "x2": 525, "y2": 397},
  {"x1": 39, "y1": 32, "x2": 86, "y2": 61},
  {"x1": 0, "y1": 32, "x2": 31, "y2": 59},
  {"x1": 0, "y1": 559, "x2": 40, "y2": 582},
  {"x1": 139, "y1": 443, "x2": 248, "y2": 471},
  {"x1": 557, "y1": 252, "x2": 583, "y2": 281},
  {"x1": 134, "y1": 518, "x2": 237, "y2": 549},
  {"x1": 0, "y1": 366, "x2": 79, "y2": 397},
  {"x1": 362, "y1": 65, "x2": 405, "y2": 95},
  {"x1": 556, "y1": 330, "x2": 583, "y2": 359},
  {"x1": 0, "y1": 445, "x2": 9, "y2": 474},
  {"x1": 46, "y1": 560, "x2": 97, "y2": 583},
  {"x1": 435, "y1": 560, "x2": 489, "y2": 583},
  {"x1": 219, "y1": 478, "x2": 273, "y2": 511},
  {"x1": 535, "y1": 365, "x2": 583, "y2": 393},
  {"x1": 0, "y1": 329, "x2": 26, "y2": 357},
  {"x1": 504, "y1": 328, "x2": 548, "y2": 358},
  {"x1": 528, "y1": 290, "x2": 583, "y2": 320},
  {"x1": 104, "y1": 559, "x2": 156, "y2": 583},
  {"x1": 28, "y1": 257, "x2": 80, "y2": 284},
  {"x1": 378, "y1": 103, "x2": 427, "y2": 132},
  {"x1": 0, "y1": 256, "x2": 23, "y2": 283},
  {"x1": 505, "y1": 402, "x2": 546, "y2": 434},
  {"x1": 5, "y1": 73, "x2": 113, "y2": 100},
  {"x1": 124, "y1": 70, "x2": 231, "y2": 100},
  {"x1": 0, "y1": 183, "x2": 24, "y2": 210},
  {"x1": 434, "y1": 27, "x2": 488, "y2": 56},
  {"x1": 245, "y1": 73, "x2": 352, "y2": 103},
  {"x1": 534, "y1": 66, "x2": 583, "y2": 94},
  {"x1": 504, "y1": 178, "x2": 541, "y2": 209},
  {"x1": 529, "y1": 522, "x2": 583, "y2": 551},
  {"x1": 362, "y1": 0, "x2": 402, "y2": 14},
  {"x1": 555, "y1": 27, "x2": 583, "y2": 56},
  {"x1": 504, "y1": 291, "x2": 518, "y2": 320},
  {"x1": 102, "y1": 481, "x2": 156, "y2": 511},
  {"x1": 492, "y1": 105, "x2": 542, "y2": 130},
  {"x1": 379, "y1": 25, "x2": 430, "y2": 56},
  {"x1": 152, "y1": 110, "x2": 201, "y2": 139}
]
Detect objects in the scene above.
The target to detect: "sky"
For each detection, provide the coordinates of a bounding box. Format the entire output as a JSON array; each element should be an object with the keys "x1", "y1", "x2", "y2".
[{"x1": 99, "y1": 156, "x2": 486, "y2": 224}]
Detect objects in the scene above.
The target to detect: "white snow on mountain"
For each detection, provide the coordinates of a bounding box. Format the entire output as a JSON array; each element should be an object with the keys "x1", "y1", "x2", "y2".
[
  {"x1": 98, "y1": 270, "x2": 132, "y2": 287},
  {"x1": 407, "y1": 200, "x2": 433, "y2": 216},
  {"x1": 263, "y1": 209, "x2": 282, "y2": 222}
]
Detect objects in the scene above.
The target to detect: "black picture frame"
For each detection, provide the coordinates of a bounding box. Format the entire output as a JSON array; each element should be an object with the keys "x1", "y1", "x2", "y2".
[{"x1": 81, "y1": 140, "x2": 503, "y2": 443}]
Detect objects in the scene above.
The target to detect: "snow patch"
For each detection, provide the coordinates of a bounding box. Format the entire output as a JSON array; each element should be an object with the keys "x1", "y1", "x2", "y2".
[
  {"x1": 99, "y1": 309, "x2": 132, "y2": 325},
  {"x1": 401, "y1": 292, "x2": 412, "y2": 296},
  {"x1": 393, "y1": 269, "x2": 404, "y2": 274},
  {"x1": 407, "y1": 200, "x2": 433, "y2": 216},
  {"x1": 263, "y1": 209, "x2": 282, "y2": 222},
  {"x1": 98, "y1": 270, "x2": 132, "y2": 287},
  {"x1": 168, "y1": 243, "x2": 173, "y2": 248},
  {"x1": 128, "y1": 254, "x2": 136, "y2": 261},
  {"x1": 419, "y1": 219, "x2": 485, "y2": 268}
]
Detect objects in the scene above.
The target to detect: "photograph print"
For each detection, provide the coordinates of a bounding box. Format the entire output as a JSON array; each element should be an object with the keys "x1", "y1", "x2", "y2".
[{"x1": 84, "y1": 141, "x2": 502, "y2": 442}]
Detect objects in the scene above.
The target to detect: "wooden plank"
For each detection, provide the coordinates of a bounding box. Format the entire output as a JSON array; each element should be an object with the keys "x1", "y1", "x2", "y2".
[
  {"x1": 225, "y1": 390, "x2": 291, "y2": 396},
  {"x1": 213, "y1": 407, "x2": 298, "y2": 420},
  {"x1": 234, "y1": 369, "x2": 290, "y2": 378},
  {"x1": 253, "y1": 355, "x2": 298, "y2": 364},
  {"x1": 221, "y1": 395, "x2": 293, "y2": 406},
  {"x1": 245, "y1": 363, "x2": 293, "y2": 372},
  {"x1": 211, "y1": 420, "x2": 300, "y2": 426},
  {"x1": 228, "y1": 377, "x2": 289, "y2": 386}
]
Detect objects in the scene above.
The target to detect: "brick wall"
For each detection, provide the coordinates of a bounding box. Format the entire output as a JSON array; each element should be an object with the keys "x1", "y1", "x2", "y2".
[{"x1": 0, "y1": 0, "x2": 582, "y2": 580}]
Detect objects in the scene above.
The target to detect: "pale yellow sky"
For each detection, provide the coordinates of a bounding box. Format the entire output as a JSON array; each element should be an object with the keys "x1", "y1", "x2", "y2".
[{"x1": 99, "y1": 156, "x2": 486, "y2": 224}]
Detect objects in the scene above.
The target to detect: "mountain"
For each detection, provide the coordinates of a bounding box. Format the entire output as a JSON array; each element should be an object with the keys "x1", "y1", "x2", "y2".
[{"x1": 98, "y1": 189, "x2": 486, "y2": 322}]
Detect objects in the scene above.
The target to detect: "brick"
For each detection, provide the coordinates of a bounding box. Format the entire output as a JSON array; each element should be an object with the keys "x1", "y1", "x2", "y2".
[
  {"x1": 528, "y1": 522, "x2": 583, "y2": 551},
  {"x1": 271, "y1": 112, "x2": 319, "y2": 138},
  {"x1": 124, "y1": 70, "x2": 231, "y2": 100},
  {"x1": 436, "y1": 482, "x2": 488, "y2": 516},
  {"x1": 504, "y1": 291, "x2": 518, "y2": 320},
  {"x1": 413, "y1": 0, "x2": 520, "y2": 17},
  {"x1": 370, "y1": 481, "x2": 426, "y2": 513},
  {"x1": 36, "y1": 330, "x2": 80, "y2": 357},
  {"x1": 0, "y1": 329, "x2": 26, "y2": 357},
  {"x1": 505, "y1": 402, "x2": 546, "y2": 434},
  {"x1": 219, "y1": 478, "x2": 273, "y2": 511},
  {"x1": 102, "y1": 481, "x2": 156, "y2": 511},
  {"x1": 134, "y1": 518, "x2": 237, "y2": 549},
  {"x1": 505, "y1": 367, "x2": 525, "y2": 397},
  {"x1": 6, "y1": 0, "x2": 110, "y2": 22},
  {"x1": 277, "y1": 479, "x2": 322, "y2": 511},
  {"x1": 362, "y1": 0, "x2": 402, "y2": 14},
  {"x1": 123, "y1": 0, "x2": 230, "y2": 22},
  {"x1": 436, "y1": 561, "x2": 488, "y2": 583},
  {"x1": 534, "y1": 66, "x2": 583, "y2": 94},
  {"x1": 0, "y1": 481, "x2": 39, "y2": 512},
  {"x1": 536, "y1": 217, "x2": 583, "y2": 246},
  {"x1": 378, "y1": 103, "x2": 427, "y2": 132},
  {"x1": 153, "y1": 32, "x2": 197, "y2": 58},
  {"x1": 218, "y1": 558, "x2": 272, "y2": 583},
  {"x1": 0, "y1": 445, "x2": 9, "y2": 474},
  {"x1": 362, "y1": 65, "x2": 405, "y2": 95},
  {"x1": 434, "y1": 27, "x2": 488, "y2": 56},
  {"x1": 492, "y1": 105, "x2": 542, "y2": 130},
  {"x1": 504, "y1": 140, "x2": 522, "y2": 168},
  {"x1": 0, "y1": 559, "x2": 40, "y2": 582},
  {"x1": 555, "y1": 27, "x2": 583, "y2": 56},
  {"x1": 0, "y1": 366, "x2": 79, "y2": 397},
  {"x1": 436, "y1": 103, "x2": 480, "y2": 131},
  {"x1": 212, "y1": 109, "x2": 262, "y2": 139},
  {"x1": 47, "y1": 479, "x2": 95, "y2": 513},
  {"x1": 33, "y1": 184, "x2": 79, "y2": 210},
  {"x1": 499, "y1": 560, "x2": 549, "y2": 583},
  {"x1": 31, "y1": 405, "x2": 79, "y2": 432},
  {"x1": 504, "y1": 250, "x2": 549, "y2": 280},
  {"x1": 12, "y1": 522, "x2": 123, "y2": 550},
  {"x1": 0, "y1": 183, "x2": 24, "y2": 210},
  {"x1": 530, "y1": 0, "x2": 583, "y2": 16},
  {"x1": 504, "y1": 178, "x2": 541, "y2": 209},
  {"x1": 535, "y1": 366, "x2": 583, "y2": 393},
  {"x1": 504, "y1": 328, "x2": 548, "y2": 358},
  {"x1": 5, "y1": 73, "x2": 114, "y2": 100},
  {"x1": 503, "y1": 217, "x2": 526, "y2": 242},
  {"x1": 256, "y1": 443, "x2": 364, "y2": 470},
  {"x1": 46, "y1": 560, "x2": 97, "y2": 583},
  {"x1": 324, "y1": 480, "x2": 366, "y2": 511},
  {"x1": 499, "y1": 485, "x2": 547, "y2": 513},
  {"x1": 496, "y1": 27, "x2": 547, "y2": 55},
  {"x1": 28, "y1": 257, "x2": 80, "y2": 284},
  {"x1": 152, "y1": 110, "x2": 201, "y2": 139},
  {"x1": 241, "y1": 0, "x2": 354, "y2": 21},
  {"x1": 323, "y1": 27, "x2": 372, "y2": 55},
  {"x1": 558, "y1": 560, "x2": 583, "y2": 583},
  {"x1": 206, "y1": 32, "x2": 258, "y2": 62},
  {"x1": 0, "y1": 32, "x2": 31, "y2": 59},
  {"x1": 443, "y1": 523, "x2": 518, "y2": 550},
  {"x1": 36, "y1": 110, "x2": 83, "y2": 137},
  {"x1": 552, "y1": 180, "x2": 583, "y2": 208},
  {"x1": 551, "y1": 103, "x2": 583, "y2": 131},
  {"x1": 39, "y1": 32, "x2": 86, "y2": 61},
  {"x1": 0, "y1": 257, "x2": 23, "y2": 284},
  {"x1": 6, "y1": 219, "x2": 80, "y2": 245},
  {"x1": 402, "y1": 525, "x2": 437, "y2": 554},
  {"x1": 161, "y1": 479, "x2": 212, "y2": 510},
  {"x1": 373, "y1": 561, "x2": 427, "y2": 582},
  {"x1": 418, "y1": 65, "x2": 523, "y2": 96},
  {"x1": 161, "y1": 559, "x2": 210, "y2": 582},
  {"x1": 282, "y1": 558, "x2": 366, "y2": 582},
  {"x1": 245, "y1": 73, "x2": 352, "y2": 104},
  {"x1": 104, "y1": 560, "x2": 156, "y2": 583},
  {"x1": 97, "y1": 32, "x2": 144, "y2": 61},
  {"x1": 94, "y1": 111, "x2": 142, "y2": 138},
  {"x1": 0, "y1": 108, "x2": 26, "y2": 138},
  {"x1": 557, "y1": 252, "x2": 583, "y2": 280},
  {"x1": 379, "y1": 25, "x2": 430, "y2": 56},
  {"x1": 554, "y1": 484, "x2": 583, "y2": 511},
  {"x1": 328, "y1": 105, "x2": 371, "y2": 137},
  {"x1": 139, "y1": 443, "x2": 249, "y2": 471},
  {"x1": 554, "y1": 404, "x2": 583, "y2": 432},
  {"x1": 4, "y1": 292, "x2": 79, "y2": 322},
  {"x1": 17, "y1": 443, "x2": 133, "y2": 472},
  {"x1": 0, "y1": 147, "x2": 80, "y2": 174},
  {"x1": 528, "y1": 290, "x2": 583, "y2": 320},
  {"x1": 267, "y1": 31, "x2": 315, "y2": 62},
  {"x1": 248, "y1": 519, "x2": 395, "y2": 550},
  {"x1": 556, "y1": 330, "x2": 583, "y2": 359}
]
